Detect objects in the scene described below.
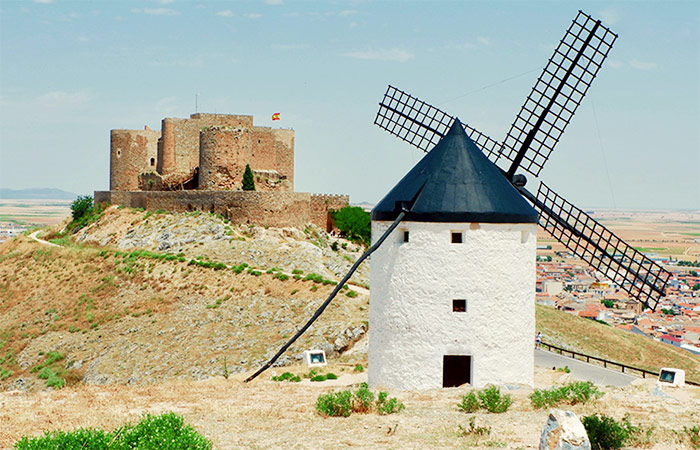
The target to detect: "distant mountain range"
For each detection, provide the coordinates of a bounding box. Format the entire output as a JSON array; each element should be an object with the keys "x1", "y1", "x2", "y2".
[{"x1": 0, "y1": 188, "x2": 78, "y2": 200}]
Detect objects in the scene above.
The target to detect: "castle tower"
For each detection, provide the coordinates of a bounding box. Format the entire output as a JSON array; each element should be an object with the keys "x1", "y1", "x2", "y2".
[
  {"x1": 110, "y1": 129, "x2": 160, "y2": 190},
  {"x1": 199, "y1": 127, "x2": 253, "y2": 190},
  {"x1": 368, "y1": 120, "x2": 539, "y2": 390}
]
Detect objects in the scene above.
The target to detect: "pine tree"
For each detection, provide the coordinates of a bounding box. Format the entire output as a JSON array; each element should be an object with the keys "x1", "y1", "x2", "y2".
[{"x1": 242, "y1": 164, "x2": 256, "y2": 191}]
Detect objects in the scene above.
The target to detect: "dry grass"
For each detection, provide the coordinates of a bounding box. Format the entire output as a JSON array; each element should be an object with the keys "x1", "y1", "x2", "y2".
[{"x1": 1, "y1": 368, "x2": 698, "y2": 449}]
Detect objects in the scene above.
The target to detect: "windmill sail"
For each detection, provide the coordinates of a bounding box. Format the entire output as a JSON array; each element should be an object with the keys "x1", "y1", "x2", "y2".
[
  {"x1": 501, "y1": 10, "x2": 617, "y2": 178},
  {"x1": 375, "y1": 85, "x2": 502, "y2": 161},
  {"x1": 520, "y1": 182, "x2": 671, "y2": 310}
]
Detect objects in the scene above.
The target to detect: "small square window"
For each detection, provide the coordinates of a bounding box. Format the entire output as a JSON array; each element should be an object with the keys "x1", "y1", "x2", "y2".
[
  {"x1": 403, "y1": 230, "x2": 409, "y2": 242},
  {"x1": 453, "y1": 299, "x2": 466, "y2": 312},
  {"x1": 451, "y1": 232, "x2": 463, "y2": 243}
]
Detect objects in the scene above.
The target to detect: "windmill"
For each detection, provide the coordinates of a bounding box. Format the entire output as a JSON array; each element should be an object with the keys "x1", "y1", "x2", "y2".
[
  {"x1": 246, "y1": 11, "x2": 672, "y2": 386},
  {"x1": 373, "y1": 10, "x2": 671, "y2": 312}
]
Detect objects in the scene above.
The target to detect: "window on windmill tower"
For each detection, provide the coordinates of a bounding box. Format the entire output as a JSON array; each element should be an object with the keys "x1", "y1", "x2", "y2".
[
  {"x1": 452, "y1": 299, "x2": 466, "y2": 312},
  {"x1": 451, "y1": 231, "x2": 463, "y2": 244},
  {"x1": 402, "y1": 230, "x2": 409, "y2": 243},
  {"x1": 150, "y1": 158, "x2": 155, "y2": 166}
]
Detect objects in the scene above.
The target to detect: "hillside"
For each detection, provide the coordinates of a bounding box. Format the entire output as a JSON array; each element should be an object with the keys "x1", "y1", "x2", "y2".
[
  {"x1": 0, "y1": 205, "x2": 698, "y2": 394},
  {"x1": 0, "y1": 207, "x2": 369, "y2": 391},
  {"x1": 536, "y1": 305, "x2": 700, "y2": 382}
]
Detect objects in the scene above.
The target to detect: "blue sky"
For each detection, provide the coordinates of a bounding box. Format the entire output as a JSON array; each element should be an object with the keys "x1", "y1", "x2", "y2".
[{"x1": 1, "y1": 0, "x2": 698, "y2": 210}]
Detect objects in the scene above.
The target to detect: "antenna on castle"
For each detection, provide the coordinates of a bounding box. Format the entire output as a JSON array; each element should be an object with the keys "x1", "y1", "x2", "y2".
[{"x1": 195, "y1": 94, "x2": 199, "y2": 113}]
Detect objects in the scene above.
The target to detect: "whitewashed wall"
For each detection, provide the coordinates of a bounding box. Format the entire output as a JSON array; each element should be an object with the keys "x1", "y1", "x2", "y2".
[{"x1": 369, "y1": 220, "x2": 536, "y2": 390}]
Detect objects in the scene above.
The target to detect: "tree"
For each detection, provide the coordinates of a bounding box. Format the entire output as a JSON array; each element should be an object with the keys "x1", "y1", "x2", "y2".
[
  {"x1": 242, "y1": 164, "x2": 255, "y2": 191},
  {"x1": 71, "y1": 195, "x2": 93, "y2": 221},
  {"x1": 601, "y1": 299, "x2": 614, "y2": 308},
  {"x1": 332, "y1": 206, "x2": 370, "y2": 246},
  {"x1": 693, "y1": 283, "x2": 700, "y2": 291}
]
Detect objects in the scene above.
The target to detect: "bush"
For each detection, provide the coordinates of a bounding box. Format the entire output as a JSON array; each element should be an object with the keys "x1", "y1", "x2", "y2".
[
  {"x1": 582, "y1": 414, "x2": 635, "y2": 450},
  {"x1": 477, "y1": 386, "x2": 511, "y2": 413},
  {"x1": 316, "y1": 390, "x2": 353, "y2": 417},
  {"x1": 529, "y1": 381, "x2": 602, "y2": 409},
  {"x1": 271, "y1": 372, "x2": 301, "y2": 382},
  {"x1": 71, "y1": 195, "x2": 93, "y2": 221},
  {"x1": 458, "y1": 391, "x2": 480, "y2": 413},
  {"x1": 315, "y1": 383, "x2": 404, "y2": 417},
  {"x1": 376, "y1": 391, "x2": 405, "y2": 415},
  {"x1": 14, "y1": 412, "x2": 212, "y2": 450},
  {"x1": 331, "y1": 206, "x2": 371, "y2": 246},
  {"x1": 353, "y1": 364, "x2": 364, "y2": 372}
]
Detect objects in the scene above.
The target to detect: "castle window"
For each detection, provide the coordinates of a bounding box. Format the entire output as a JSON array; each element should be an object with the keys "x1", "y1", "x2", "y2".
[
  {"x1": 116, "y1": 150, "x2": 121, "y2": 157},
  {"x1": 150, "y1": 158, "x2": 155, "y2": 166},
  {"x1": 451, "y1": 231, "x2": 463, "y2": 243},
  {"x1": 452, "y1": 299, "x2": 466, "y2": 312}
]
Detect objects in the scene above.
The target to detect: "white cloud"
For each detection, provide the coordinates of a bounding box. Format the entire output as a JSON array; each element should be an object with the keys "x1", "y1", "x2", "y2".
[
  {"x1": 629, "y1": 59, "x2": 657, "y2": 70},
  {"x1": 216, "y1": 10, "x2": 234, "y2": 17},
  {"x1": 158, "y1": 0, "x2": 175, "y2": 4},
  {"x1": 33, "y1": 0, "x2": 53, "y2": 4},
  {"x1": 244, "y1": 13, "x2": 262, "y2": 19},
  {"x1": 131, "y1": 8, "x2": 180, "y2": 16},
  {"x1": 476, "y1": 36, "x2": 490, "y2": 46},
  {"x1": 265, "y1": 0, "x2": 283, "y2": 4},
  {"x1": 600, "y1": 8, "x2": 620, "y2": 26},
  {"x1": 607, "y1": 60, "x2": 624, "y2": 69},
  {"x1": 342, "y1": 48, "x2": 414, "y2": 62},
  {"x1": 339, "y1": 10, "x2": 357, "y2": 17}
]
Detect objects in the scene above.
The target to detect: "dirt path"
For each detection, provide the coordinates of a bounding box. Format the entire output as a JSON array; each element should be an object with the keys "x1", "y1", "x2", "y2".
[{"x1": 28, "y1": 230, "x2": 60, "y2": 248}]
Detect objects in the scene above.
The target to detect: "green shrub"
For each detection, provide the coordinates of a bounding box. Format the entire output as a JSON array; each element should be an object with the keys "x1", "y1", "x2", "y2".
[
  {"x1": 376, "y1": 391, "x2": 405, "y2": 415},
  {"x1": 477, "y1": 386, "x2": 511, "y2": 413},
  {"x1": 14, "y1": 428, "x2": 115, "y2": 450},
  {"x1": 14, "y1": 412, "x2": 212, "y2": 450},
  {"x1": 458, "y1": 391, "x2": 480, "y2": 413},
  {"x1": 114, "y1": 412, "x2": 212, "y2": 450},
  {"x1": 316, "y1": 390, "x2": 353, "y2": 417},
  {"x1": 353, "y1": 383, "x2": 375, "y2": 413},
  {"x1": 274, "y1": 273, "x2": 289, "y2": 281},
  {"x1": 353, "y1": 364, "x2": 364, "y2": 372},
  {"x1": 71, "y1": 196, "x2": 93, "y2": 221},
  {"x1": 529, "y1": 381, "x2": 602, "y2": 409},
  {"x1": 315, "y1": 383, "x2": 404, "y2": 417},
  {"x1": 272, "y1": 372, "x2": 301, "y2": 382},
  {"x1": 331, "y1": 206, "x2": 370, "y2": 246},
  {"x1": 345, "y1": 290, "x2": 358, "y2": 298},
  {"x1": 582, "y1": 414, "x2": 634, "y2": 450},
  {"x1": 0, "y1": 369, "x2": 12, "y2": 380},
  {"x1": 292, "y1": 269, "x2": 304, "y2": 274}
]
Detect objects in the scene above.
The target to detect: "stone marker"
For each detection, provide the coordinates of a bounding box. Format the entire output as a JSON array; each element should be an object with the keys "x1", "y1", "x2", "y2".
[{"x1": 539, "y1": 409, "x2": 590, "y2": 450}]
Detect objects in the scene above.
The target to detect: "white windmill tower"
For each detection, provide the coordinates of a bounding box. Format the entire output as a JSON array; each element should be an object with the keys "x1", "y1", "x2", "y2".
[{"x1": 369, "y1": 120, "x2": 539, "y2": 390}]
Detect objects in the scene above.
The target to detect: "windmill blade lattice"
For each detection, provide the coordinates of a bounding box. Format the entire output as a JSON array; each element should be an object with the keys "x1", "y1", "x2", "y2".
[
  {"x1": 501, "y1": 10, "x2": 617, "y2": 178},
  {"x1": 527, "y1": 182, "x2": 671, "y2": 310},
  {"x1": 375, "y1": 85, "x2": 502, "y2": 161}
]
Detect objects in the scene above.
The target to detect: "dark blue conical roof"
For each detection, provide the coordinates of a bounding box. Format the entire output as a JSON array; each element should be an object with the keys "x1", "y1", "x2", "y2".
[{"x1": 372, "y1": 119, "x2": 538, "y2": 223}]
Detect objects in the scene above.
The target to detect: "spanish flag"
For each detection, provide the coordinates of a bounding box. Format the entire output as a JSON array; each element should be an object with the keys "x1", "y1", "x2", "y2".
[{"x1": 272, "y1": 112, "x2": 281, "y2": 121}]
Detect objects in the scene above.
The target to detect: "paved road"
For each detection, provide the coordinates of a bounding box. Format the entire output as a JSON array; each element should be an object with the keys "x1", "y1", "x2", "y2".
[{"x1": 535, "y1": 348, "x2": 637, "y2": 387}]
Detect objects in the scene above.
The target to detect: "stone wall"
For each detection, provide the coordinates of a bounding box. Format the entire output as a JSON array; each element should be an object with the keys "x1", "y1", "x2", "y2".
[
  {"x1": 110, "y1": 129, "x2": 160, "y2": 191},
  {"x1": 95, "y1": 190, "x2": 344, "y2": 230}
]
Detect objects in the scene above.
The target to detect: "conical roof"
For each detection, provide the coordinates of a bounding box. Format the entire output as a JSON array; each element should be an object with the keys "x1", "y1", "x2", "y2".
[{"x1": 372, "y1": 119, "x2": 539, "y2": 223}]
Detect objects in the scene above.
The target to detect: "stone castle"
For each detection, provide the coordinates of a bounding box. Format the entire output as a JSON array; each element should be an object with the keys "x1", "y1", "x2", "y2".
[{"x1": 95, "y1": 113, "x2": 348, "y2": 229}]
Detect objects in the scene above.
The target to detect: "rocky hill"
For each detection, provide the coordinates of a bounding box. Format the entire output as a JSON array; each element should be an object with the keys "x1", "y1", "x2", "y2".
[
  {"x1": 0, "y1": 206, "x2": 369, "y2": 392},
  {"x1": 1, "y1": 205, "x2": 699, "y2": 394}
]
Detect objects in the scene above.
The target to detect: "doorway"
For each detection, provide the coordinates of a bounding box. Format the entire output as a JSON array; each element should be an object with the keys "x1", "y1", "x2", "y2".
[{"x1": 443, "y1": 355, "x2": 471, "y2": 387}]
